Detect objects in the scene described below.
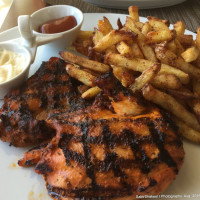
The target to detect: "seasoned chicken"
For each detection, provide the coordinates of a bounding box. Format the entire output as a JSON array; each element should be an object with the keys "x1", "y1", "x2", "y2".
[
  {"x1": 0, "y1": 57, "x2": 91, "y2": 147},
  {"x1": 0, "y1": 57, "x2": 184, "y2": 199},
  {"x1": 19, "y1": 99, "x2": 184, "y2": 199},
  {"x1": 18, "y1": 73, "x2": 184, "y2": 199}
]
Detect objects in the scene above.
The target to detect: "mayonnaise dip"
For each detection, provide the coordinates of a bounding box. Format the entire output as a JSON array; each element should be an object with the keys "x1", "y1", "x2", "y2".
[{"x1": 0, "y1": 49, "x2": 27, "y2": 84}]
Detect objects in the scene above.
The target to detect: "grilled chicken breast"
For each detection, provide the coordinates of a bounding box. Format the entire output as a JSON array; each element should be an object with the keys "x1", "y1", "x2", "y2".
[
  {"x1": 0, "y1": 57, "x2": 184, "y2": 199},
  {"x1": 19, "y1": 100, "x2": 184, "y2": 199},
  {"x1": 0, "y1": 57, "x2": 91, "y2": 146},
  {"x1": 18, "y1": 72, "x2": 184, "y2": 200}
]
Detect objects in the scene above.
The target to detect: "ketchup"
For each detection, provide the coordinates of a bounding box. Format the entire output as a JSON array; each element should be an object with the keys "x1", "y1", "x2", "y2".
[{"x1": 39, "y1": 16, "x2": 77, "y2": 34}]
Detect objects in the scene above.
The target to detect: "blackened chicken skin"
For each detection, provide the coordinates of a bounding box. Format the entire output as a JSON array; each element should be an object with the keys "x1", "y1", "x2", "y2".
[
  {"x1": 1, "y1": 57, "x2": 184, "y2": 199},
  {"x1": 18, "y1": 74, "x2": 184, "y2": 200},
  {"x1": 0, "y1": 57, "x2": 85, "y2": 147},
  {"x1": 19, "y1": 102, "x2": 184, "y2": 200}
]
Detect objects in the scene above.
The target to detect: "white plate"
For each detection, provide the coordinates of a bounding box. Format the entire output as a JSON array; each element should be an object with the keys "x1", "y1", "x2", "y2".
[
  {"x1": 83, "y1": 0, "x2": 186, "y2": 9},
  {"x1": 0, "y1": 13, "x2": 200, "y2": 200}
]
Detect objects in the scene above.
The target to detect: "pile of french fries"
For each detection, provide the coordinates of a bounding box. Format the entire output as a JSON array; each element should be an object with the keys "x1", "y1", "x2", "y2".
[{"x1": 60, "y1": 6, "x2": 200, "y2": 144}]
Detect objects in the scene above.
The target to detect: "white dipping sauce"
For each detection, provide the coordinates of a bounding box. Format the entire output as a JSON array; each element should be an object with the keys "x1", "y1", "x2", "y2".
[{"x1": 0, "y1": 49, "x2": 26, "y2": 84}]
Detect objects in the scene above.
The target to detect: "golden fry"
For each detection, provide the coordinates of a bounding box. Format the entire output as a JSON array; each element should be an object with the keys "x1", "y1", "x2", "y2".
[
  {"x1": 128, "y1": 6, "x2": 139, "y2": 22},
  {"x1": 155, "y1": 46, "x2": 200, "y2": 78},
  {"x1": 93, "y1": 28, "x2": 104, "y2": 45},
  {"x1": 151, "y1": 74, "x2": 182, "y2": 90},
  {"x1": 93, "y1": 30, "x2": 137, "y2": 52},
  {"x1": 112, "y1": 66, "x2": 135, "y2": 87},
  {"x1": 129, "y1": 63, "x2": 161, "y2": 93},
  {"x1": 60, "y1": 51, "x2": 110, "y2": 73},
  {"x1": 181, "y1": 46, "x2": 199, "y2": 62},
  {"x1": 66, "y1": 64, "x2": 95, "y2": 87},
  {"x1": 174, "y1": 117, "x2": 200, "y2": 144},
  {"x1": 146, "y1": 30, "x2": 172, "y2": 44},
  {"x1": 147, "y1": 16, "x2": 170, "y2": 31},
  {"x1": 167, "y1": 40, "x2": 177, "y2": 54},
  {"x1": 77, "y1": 31, "x2": 93, "y2": 40},
  {"x1": 81, "y1": 86, "x2": 102, "y2": 99},
  {"x1": 125, "y1": 17, "x2": 157, "y2": 61},
  {"x1": 116, "y1": 41, "x2": 134, "y2": 58},
  {"x1": 173, "y1": 21, "x2": 185, "y2": 37},
  {"x1": 178, "y1": 34, "x2": 194, "y2": 48},
  {"x1": 196, "y1": 27, "x2": 200, "y2": 49},
  {"x1": 141, "y1": 22, "x2": 152, "y2": 35},
  {"x1": 174, "y1": 39, "x2": 185, "y2": 56},
  {"x1": 190, "y1": 99, "x2": 200, "y2": 123},
  {"x1": 142, "y1": 84, "x2": 200, "y2": 131},
  {"x1": 98, "y1": 16, "x2": 113, "y2": 35},
  {"x1": 192, "y1": 79, "x2": 200, "y2": 96},
  {"x1": 105, "y1": 52, "x2": 189, "y2": 84},
  {"x1": 130, "y1": 42, "x2": 144, "y2": 59},
  {"x1": 138, "y1": 40, "x2": 158, "y2": 62},
  {"x1": 167, "y1": 87, "x2": 198, "y2": 100}
]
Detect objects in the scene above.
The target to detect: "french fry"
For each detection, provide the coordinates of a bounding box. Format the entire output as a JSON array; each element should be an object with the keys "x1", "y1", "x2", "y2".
[
  {"x1": 81, "y1": 86, "x2": 102, "y2": 99},
  {"x1": 73, "y1": 41, "x2": 90, "y2": 57},
  {"x1": 98, "y1": 16, "x2": 113, "y2": 35},
  {"x1": 135, "y1": 22, "x2": 144, "y2": 29},
  {"x1": 129, "y1": 63, "x2": 161, "y2": 93},
  {"x1": 130, "y1": 42, "x2": 144, "y2": 58},
  {"x1": 128, "y1": 6, "x2": 139, "y2": 22},
  {"x1": 196, "y1": 27, "x2": 200, "y2": 49},
  {"x1": 77, "y1": 31, "x2": 93, "y2": 40},
  {"x1": 141, "y1": 22, "x2": 152, "y2": 35},
  {"x1": 112, "y1": 66, "x2": 135, "y2": 87},
  {"x1": 151, "y1": 74, "x2": 182, "y2": 90},
  {"x1": 174, "y1": 117, "x2": 200, "y2": 144},
  {"x1": 117, "y1": 18, "x2": 123, "y2": 30},
  {"x1": 145, "y1": 17, "x2": 172, "y2": 44},
  {"x1": 155, "y1": 46, "x2": 200, "y2": 78},
  {"x1": 93, "y1": 30, "x2": 137, "y2": 52},
  {"x1": 142, "y1": 84, "x2": 200, "y2": 131},
  {"x1": 147, "y1": 16, "x2": 170, "y2": 27},
  {"x1": 124, "y1": 16, "x2": 141, "y2": 35},
  {"x1": 192, "y1": 55, "x2": 200, "y2": 68},
  {"x1": 174, "y1": 38, "x2": 185, "y2": 56},
  {"x1": 147, "y1": 16, "x2": 170, "y2": 31},
  {"x1": 138, "y1": 40, "x2": 158, "y2": 62},
  {"x1": 116, "y1": 41, "x2": 134, "y2": 58},
  {"x1": 167, "y1": 40, "x2": 177, "y2": 54},
  {"x1": 125, "y1": 16, "x2": 157, "y2": 61},
  {"x1": 66, "y1": 64, "x2": 95, "y2": 87},
  {"x1": 93, "y1": 28, "x2": 104, "y2": 45},
  {"x1": 146, "y1": 30, "x2": 172, "y2": 44},
  {"x1": 104, "y1": 52, "x2": 189, "y2": 84},
  {"x1": 178, "y1": 34, "x2": 194, "y2": 48},
  {"x1": 93, "y1": 24, "x2": 116, "y2": 54},
  {"x1": 166, "y1": 87, "x2": 198, "y2": 100},
  {"x1": 173, "y1": 21, "x2": 185, "y2": 37},
  {"x1": 190, "y1": 99, "x2": 200, "y2": 123},
  {"x1": 192, "y1": 79, "x2": 200, "y2": 96},
  {"x1": 181, "y1": 46, "x2": 199, "y2": 62},
  {"x1": 60, "y1": 51, "x2": 110, "y2": 73}
]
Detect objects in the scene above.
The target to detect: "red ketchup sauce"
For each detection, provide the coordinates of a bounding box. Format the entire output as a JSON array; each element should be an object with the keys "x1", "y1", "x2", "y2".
[{"x1": 38, "y1": 15, "x2": 77, "y2": 34}]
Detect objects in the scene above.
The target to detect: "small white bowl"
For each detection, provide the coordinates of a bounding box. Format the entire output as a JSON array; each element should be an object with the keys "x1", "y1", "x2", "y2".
[
  {"x1": 0, "y1": 43, "x2": 31, "y2": 99},
  {"x1": 31, "y1": 5, "x2": 84, "y2": 49},
  {"x1": 0, "y1": 5, "x2": 83, "y2": 99}
]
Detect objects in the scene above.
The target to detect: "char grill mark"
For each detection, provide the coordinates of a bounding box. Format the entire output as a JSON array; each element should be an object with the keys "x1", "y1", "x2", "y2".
[
  {"x1": 1, "y1": 56, "x2": 184, "y2": 199},
  {"x1": 148, "y1": 120, "x2": 178, "y2": 173},
  {"x1": 42, "y1": 112, "x2": 182, "y2": 199},
  {"x1": 0, "y1": 57, "x2": 94, "y2": 147}
]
